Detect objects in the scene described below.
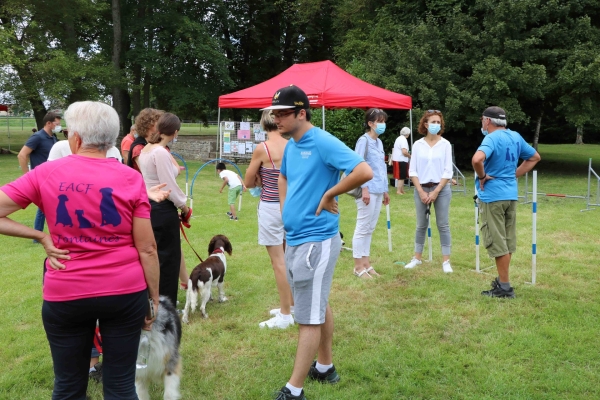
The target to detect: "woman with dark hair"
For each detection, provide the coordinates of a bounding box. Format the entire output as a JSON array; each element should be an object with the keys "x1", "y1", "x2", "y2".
[
  {"x1": 0, "y1": 101, "x2": 159, "y2": 399},
  {"x1": 245, "y1": 110, "x2": 294, "y2": 329},
  {"x1": 139, "y1": 112, "x2": 191, "y2": 306},
  {"x1": 352, "y1": 108, "x2": 390, "y2": 279},
  {"x1": 404, "y1": 110, "x2": 453, "y2": 273}
]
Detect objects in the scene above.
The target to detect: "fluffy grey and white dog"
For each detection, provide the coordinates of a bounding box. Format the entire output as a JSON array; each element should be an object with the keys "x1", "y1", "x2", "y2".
[{"x1": 135, "y1": 296, "x2": 182, "y2": 400}]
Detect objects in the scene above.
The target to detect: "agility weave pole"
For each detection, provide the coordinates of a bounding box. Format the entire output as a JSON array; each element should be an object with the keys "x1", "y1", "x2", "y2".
[
  {"x1": 386, "y1": 203, "x2": 392, "y2": 252},
  {"x1": 425, "y1": 203, "x2": 432, "y2": 262},
  {"x1": 529, "y1": 170, "x2": 538, "y2": 284},
  {"x1": 473, "y1": 196, "x2": 495, "y2": 274}
]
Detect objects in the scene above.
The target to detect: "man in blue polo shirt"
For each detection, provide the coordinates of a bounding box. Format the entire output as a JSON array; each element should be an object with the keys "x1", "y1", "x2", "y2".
[
  {"x1": 264, "y1": 85, "x2": 373, "y2": 400},
  {"x1": 18, "y1": 112, "x2": 61, "y2": 241},
  {"x1": 472, "y1": 106, "x2": 540, "y2": 298}
]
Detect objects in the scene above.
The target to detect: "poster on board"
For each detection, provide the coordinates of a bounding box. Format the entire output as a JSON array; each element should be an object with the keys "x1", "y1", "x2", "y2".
[{"x1": 237, "y1": 130, "x2": 250, "y2": 140}]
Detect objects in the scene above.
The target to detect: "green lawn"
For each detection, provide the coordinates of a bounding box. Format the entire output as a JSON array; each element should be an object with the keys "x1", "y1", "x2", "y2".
[
  {"x1": 0, "y1": 145, "x2": 599, "y2": 399},
  {"x1": 0, "y1": 118, "x2": 219, "y2": 153}
]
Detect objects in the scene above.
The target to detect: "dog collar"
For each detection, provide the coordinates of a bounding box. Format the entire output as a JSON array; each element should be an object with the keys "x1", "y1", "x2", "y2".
[{"x1": 211, "y1": 248, "x2": 224, "y2": 254}]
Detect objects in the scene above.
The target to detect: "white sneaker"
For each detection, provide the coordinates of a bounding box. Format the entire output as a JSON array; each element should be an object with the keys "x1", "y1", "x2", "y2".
[
  {"x1": 269, "y1": 306, "x2": 294, "y2": 316},
  {"x1": 259, "y1": 313, "x2": 295, "y2": 329},
  {"x1": 442, "y1": 260, "x2": 453, "y2": 273},
  {"x1": 404, "y1": 258, "x2": 422, "y2": 269}
]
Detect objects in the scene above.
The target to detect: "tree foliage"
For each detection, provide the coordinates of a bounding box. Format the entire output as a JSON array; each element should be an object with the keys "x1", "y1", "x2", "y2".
[{"x1": 0, "y1": 0, "x2": 598, "y2": 145}]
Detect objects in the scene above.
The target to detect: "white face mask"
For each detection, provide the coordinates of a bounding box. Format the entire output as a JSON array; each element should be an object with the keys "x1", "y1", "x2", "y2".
[
  {"x1": 172, "y1": 137, "x2": 178, "y2": 143},
  {"x1": 52, "y1": 125, "x2": 62, "y2": 134}
]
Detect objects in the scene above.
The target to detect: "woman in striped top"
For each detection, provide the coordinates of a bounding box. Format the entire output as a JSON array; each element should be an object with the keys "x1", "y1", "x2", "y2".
[{"x1": 245, "y1": 111, "x2": 294, "y2": 329}]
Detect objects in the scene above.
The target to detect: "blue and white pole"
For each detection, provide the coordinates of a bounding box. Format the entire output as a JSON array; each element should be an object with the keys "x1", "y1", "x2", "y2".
[
  {"x1": 531, "y1": 170, "x2": 537, "y2": 284},
  {"x1": 386, "y1": 203, "x2": 392, "y2": 252},
  {"x1": 427, "y1": 203, "x2": 432, "y2": 262},
  {"x1": 475, "y1": 198, "x2": 480, "y2": 273}
]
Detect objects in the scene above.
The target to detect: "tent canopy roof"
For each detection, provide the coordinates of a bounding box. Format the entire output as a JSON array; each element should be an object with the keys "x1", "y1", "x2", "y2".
[{"x1": 218, "y1": 60, "x2": 412, "y2": 110}]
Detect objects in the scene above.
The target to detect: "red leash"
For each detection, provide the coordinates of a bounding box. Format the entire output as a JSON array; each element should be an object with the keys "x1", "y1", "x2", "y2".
[{"x1": 180, "y1": 223, "x2": 203, "y2": 263}]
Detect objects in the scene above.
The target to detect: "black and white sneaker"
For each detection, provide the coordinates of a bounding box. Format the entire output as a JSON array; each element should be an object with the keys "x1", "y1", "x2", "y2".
[
  {"x1": 308, "y1": 361, "x2": 340, "y2": 384},
  {"x1": 226, "y1": 211, "x2": 232, "y2": 216},
  {"x1": 273, "y1": 386, "x2": 306, "y2": 400},
  {"x1": 89, "y1": 362, "x2": 102, "y2": 383},
  {"x1": 481, "y1": 278, "x2": 515, "y2": 298}
]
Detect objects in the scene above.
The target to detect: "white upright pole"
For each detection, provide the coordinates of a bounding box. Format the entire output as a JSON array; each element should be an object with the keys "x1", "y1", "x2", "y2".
[
  {"x1": 409, "y1": 109, "x2": 413, "y2": 149},
  {"x1": 531, "y1": 170, "x2": 537, "y2": 284},
  {"x1": 386, "y1": 203, "x2": 392, "y2": 252},
  {"x1": 408, "y1": 109, "x2": 413, "y2": 189},
  {"x1": 217, "y1": 108, "x2": 222, "y2": 160},
  {"x1": 322, "y1": 106, "x2": 325, "y2": 130},
  {"x1": 238, "y1": 192, "x2": 242, "y2": 212},
  {"x1": 585, "y1": 158, "x2": 592, "y2": 210},
  {"x1": 475, "y1": 199, "x2": 480, "y2": 272}
]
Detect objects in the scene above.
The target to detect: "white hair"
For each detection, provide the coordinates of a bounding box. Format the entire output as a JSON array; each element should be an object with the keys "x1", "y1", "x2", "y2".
[
  {"x1": 489, "y1": 117, "x2": 507, "y2": 127},
  {"x1": 400, "y1": 127, "x2": 411, "y2": 136},
  {"x1": 64, "y1": 101, "x2": 119, "y2": 151}
]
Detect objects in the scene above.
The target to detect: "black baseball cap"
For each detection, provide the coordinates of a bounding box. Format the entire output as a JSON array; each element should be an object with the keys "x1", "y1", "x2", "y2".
[
  {"x1": 482, "y1": 106, "x2": 506, "y2": 120},
  {"x1": 260, "y1": 85, "x2": 310, "y2": 111}
]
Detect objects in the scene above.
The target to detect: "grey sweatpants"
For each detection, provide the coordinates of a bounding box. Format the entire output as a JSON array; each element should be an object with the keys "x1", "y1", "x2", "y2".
[
  {"x1": 413, "y1": 184, "x2": 452, "y2": 256},
  {"x1": 285, "y1": 234, "x2": 341, "y2": 325}
]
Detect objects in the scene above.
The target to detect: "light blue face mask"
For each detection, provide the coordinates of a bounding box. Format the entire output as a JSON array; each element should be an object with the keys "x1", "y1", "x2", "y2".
[
  {"x1": 481, "y1": 128, "x2": 488, "y2": 136},
  {"x1": 374, "y1": 123, "x2": 386, "y2": 135},
  {"x1": 428, "y1": 123, "x2": 441, "y2": 135}
]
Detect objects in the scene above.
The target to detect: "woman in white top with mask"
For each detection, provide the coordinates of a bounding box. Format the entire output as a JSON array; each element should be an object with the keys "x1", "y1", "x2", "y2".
[{"x1": 404, "y1": 110, "x2": 454, "y2": 273}]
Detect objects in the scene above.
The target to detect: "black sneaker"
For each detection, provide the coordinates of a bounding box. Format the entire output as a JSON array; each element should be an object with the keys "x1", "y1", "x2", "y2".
[
  {"x1": 226, "y1": 211, "x2": 232, "y2": 216},
  {"x1": 273, "y1": 386, "x2": 306, "y2": 400},
  {"x1": 89, "y1": 362, "x2": 102, "y2": 383},
  {"x1": 229, "y1": 216, "x2": 238, "y2": 221},
  {"x1": 308, "y1": 361, "x2": 340, "y2": 384},
  {"x1": 481, "y1": 278, "x2": 515, "y2": 298}
]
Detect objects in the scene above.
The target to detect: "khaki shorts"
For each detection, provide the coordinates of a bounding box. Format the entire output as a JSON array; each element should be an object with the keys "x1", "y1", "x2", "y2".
[{"x1": 480, "y1": 200, "x2": 517, "y2": 258}]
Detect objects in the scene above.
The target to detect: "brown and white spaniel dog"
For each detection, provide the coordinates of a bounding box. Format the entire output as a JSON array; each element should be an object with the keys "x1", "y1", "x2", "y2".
[{"x1": 182, "y1": 235, "x2": 232, "y2": 322}]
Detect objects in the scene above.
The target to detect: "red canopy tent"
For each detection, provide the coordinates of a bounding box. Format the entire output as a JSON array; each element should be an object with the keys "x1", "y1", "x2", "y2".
[
  {"x1": 218, "y1": 60, "x2": 412, "y2": 110},
  {"x1": 217, "y1": 60, "x2": 414, "y2": 157}
]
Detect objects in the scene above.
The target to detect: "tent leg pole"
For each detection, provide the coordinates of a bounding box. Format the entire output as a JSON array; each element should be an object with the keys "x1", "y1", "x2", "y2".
[
  {"x1": 322, "y1": 106, "x2": 325, "y2": 130},
  {"x1": 408, "y1": 109, "x2": 413, "y2": 188},
  {"x1": 217, "y1": 108, "x2": 221, "y2": 160}
]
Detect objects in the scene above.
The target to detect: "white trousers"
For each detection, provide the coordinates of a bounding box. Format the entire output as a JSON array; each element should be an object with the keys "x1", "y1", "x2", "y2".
[{"x1": 352, "y1": 192, "x2": 384, "y2": 259}]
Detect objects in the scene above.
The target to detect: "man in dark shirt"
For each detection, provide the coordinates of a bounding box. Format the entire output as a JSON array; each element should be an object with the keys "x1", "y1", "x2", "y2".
[{"x1": 17, "y1": 112, "x2": 61, "y2": 241}]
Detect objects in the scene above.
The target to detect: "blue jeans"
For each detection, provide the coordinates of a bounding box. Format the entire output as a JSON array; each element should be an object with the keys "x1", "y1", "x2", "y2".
[{"x1": 34, "y1": 208, "x2": 46, "y2": 232}]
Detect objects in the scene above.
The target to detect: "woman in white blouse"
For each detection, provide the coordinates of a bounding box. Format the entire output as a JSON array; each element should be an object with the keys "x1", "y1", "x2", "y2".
[
  {"x1": 404, "y1": 110, "x2": 453, "y2": 273},
  {"x1": 139, "y1": 113, "x2": 190, "y2": 305}
]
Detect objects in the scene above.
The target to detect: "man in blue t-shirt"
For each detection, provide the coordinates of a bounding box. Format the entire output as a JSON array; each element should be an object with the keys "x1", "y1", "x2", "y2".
[
  {"x1": 264, "y1": 85, "x2": 372, "y2": 400},
  {"x1": 472, "y1": 106, "x2": 540, "y2": 298},
  {"x1": 17, "y1": 112, "x2": 61, "y2": 241}
]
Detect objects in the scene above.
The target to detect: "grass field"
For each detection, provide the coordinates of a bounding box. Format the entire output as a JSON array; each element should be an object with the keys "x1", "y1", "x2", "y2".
[
  {"x1": 0, "y1": 144, "x2": 599, "y2": 399},
  {"x1": 0, "y1": 118, "x2": 219, "y2": 153}
]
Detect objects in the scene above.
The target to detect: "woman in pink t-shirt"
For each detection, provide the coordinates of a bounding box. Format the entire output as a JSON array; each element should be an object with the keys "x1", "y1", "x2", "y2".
[{"x1": 0, "y1": 101, "x2": 160, "y2": 399}]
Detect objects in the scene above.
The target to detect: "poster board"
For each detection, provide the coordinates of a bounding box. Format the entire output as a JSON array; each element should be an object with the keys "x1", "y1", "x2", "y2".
[{"x1": 219, "y1": 121, "x2": 267, "y2": 160}]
